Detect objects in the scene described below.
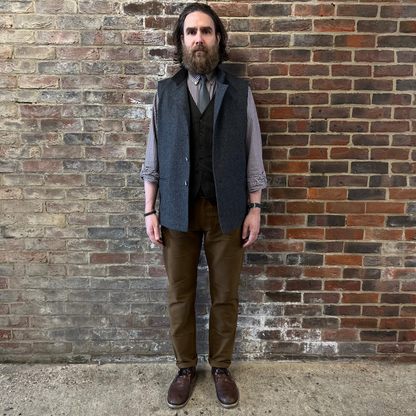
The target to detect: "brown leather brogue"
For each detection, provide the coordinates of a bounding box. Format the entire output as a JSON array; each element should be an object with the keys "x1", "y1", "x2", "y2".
[
  {"x1": 167, "y1": 366, "x2": 197, "y2": 409},
  {"x1": 212, "y1": 367, "x2": 239, "y2": 408}
]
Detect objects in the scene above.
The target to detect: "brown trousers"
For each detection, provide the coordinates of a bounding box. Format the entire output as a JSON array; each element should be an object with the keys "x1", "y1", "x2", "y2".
[{"x1": 162, "y1": 198, "x2": 245, "y2": 369}]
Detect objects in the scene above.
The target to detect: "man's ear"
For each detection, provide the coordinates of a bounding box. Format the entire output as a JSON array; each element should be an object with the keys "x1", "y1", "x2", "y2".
[
  {"x1": 216, "y1": 33, "x2": 221, "y2": 43},
  {"x1": 181, "y1": 35, "x2": 184, "y2": 44}
]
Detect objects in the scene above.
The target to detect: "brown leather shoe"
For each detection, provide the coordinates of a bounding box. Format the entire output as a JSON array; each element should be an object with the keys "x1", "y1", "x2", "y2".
[
  {"x1": 167, "y1": 366, "x2": 197, "y2": 409},
  {"x1": 212, "y1": 367, "x2": 239, "y2": 408}
]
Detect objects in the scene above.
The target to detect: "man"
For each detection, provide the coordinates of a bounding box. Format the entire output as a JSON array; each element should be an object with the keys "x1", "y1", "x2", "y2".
[{"x1": 140, "y1": 3, "x2": 267, "y2": 409}]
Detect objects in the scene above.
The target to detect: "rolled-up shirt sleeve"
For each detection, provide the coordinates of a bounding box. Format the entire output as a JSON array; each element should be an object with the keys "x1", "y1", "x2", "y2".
[
  {"x1": 140, "y1": 92, "x2": 160, "y2": 184},
  {"x1": 246, "y1": 87, "x2": 267, "y2": 193}
]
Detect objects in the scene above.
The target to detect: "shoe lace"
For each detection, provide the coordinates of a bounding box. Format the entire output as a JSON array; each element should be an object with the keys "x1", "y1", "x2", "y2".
[
  {"x1": 178, "y1": 368, "x2": 192, "y2": 376},
  {"x1": 213, "y1": 367, "x2": 229, "y2": 376}
]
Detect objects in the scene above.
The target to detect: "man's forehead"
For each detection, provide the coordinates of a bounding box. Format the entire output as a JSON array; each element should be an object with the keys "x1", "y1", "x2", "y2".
[{"x1": 184, "y1": 11, "x2": 215, "y2": 29}]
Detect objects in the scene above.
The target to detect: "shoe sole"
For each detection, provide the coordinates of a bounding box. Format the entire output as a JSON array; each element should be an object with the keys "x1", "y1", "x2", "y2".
[
  {"x1": 219, "y1": 398, "x2": 239, "y2": 409},
  {"x1": 167, "y1": 373, "x2": 197, "y2": 409}
]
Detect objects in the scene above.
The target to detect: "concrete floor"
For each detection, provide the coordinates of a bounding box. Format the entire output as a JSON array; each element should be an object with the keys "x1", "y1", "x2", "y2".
[{"x1": 0, "y1": 361, "x2": 415, "y2": 415}]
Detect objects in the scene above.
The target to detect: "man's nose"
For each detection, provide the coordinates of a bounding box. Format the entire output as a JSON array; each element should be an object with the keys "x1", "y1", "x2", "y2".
[{"x1": 195, "y1": 30, "x2": 203, "y2": 44}]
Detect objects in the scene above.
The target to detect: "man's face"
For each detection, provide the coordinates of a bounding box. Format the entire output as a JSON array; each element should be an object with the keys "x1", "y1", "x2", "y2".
[{"x1": 181, "y1": 11, "x2": 221, "y2": 75}]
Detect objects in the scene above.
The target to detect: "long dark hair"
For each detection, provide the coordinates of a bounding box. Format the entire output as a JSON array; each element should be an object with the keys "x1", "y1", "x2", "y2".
[{"x1": 172, "y1": 2, "x2": 229, "y2": 66}]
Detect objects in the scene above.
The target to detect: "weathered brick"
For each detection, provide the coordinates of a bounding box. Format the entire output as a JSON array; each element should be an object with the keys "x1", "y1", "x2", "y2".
[{"x1": 87, "y1": 227, "x2": 125, "y2": 239}]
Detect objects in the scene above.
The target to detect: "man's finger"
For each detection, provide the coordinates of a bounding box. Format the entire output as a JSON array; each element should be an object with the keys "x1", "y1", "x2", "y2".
[
  {"x1": 242, "y1": 223, "x2": 249, "y2": 239},
  {"x1": 242, "y1": 234, "x2": 256, "y2": 248}
]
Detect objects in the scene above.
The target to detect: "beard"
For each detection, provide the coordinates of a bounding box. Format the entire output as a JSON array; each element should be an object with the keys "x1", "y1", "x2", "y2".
[{"x1": 182, "y1": 43, "x2": 220, "y2": 75}]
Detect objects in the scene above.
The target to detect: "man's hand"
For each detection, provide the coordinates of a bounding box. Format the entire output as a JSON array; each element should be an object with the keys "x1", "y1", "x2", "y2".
[
  {"x1": 242, "y1": 208, "x2": 261, "y2": 248},
  {"x1": 145, "y1": 213, "x2": 164, "y2": 248}
]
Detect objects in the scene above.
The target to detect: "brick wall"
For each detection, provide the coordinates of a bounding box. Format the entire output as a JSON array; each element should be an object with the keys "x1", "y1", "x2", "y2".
[{"x1": 1, "y1": 0, "x2": 416, "y2": 363}]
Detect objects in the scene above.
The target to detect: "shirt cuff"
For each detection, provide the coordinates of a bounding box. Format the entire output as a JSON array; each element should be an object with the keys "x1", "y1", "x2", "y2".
[
  {"x1": 248, "y1": 172, "x2": 267, "y2": 193},
  {"x1": 140, "y1": 165, "x2": 159, "y2": 184}
]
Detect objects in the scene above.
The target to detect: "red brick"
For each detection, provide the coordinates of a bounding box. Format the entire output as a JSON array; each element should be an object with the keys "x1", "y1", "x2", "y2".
[
  {"x1": 8, "y1": 252, "x2": 47, "y2": 263},
  {"x1": 0, "y1": 330, "x2": 12, "y2": 340},
  {"x1": 304, "y1": 267, "x2": 341, "y2": 278},
  {"x1": 366, "y1": 202, "x2": 405, "y2": 213},
  {"x1": 335, "y1": 35, "x2": 376, "y2": 48},
  {"x1": 268, "y1": 135, "x2": 308, "y2": 147},
  {"x1": 315, "y1": 19, "x2": 355, "y2": 32},
  {"x1": 326, "y1": 228, "x2": 364, "y2": 241},
  {"x1": 371, "y1": 148, "x2": 409, "y2": 160},
  {"x1": 295, "y1": 4, "x2": 335, "y2": 17},
  {"x1": 313, "y1": 49, "x2": 352, "y2": 63},
  {"x1": 270, "y1": 161, "x2": 309, "y2": 173},
  {"x1": 365, "y1": 229, "x2": 403, "y2": 241},
  {"x1": 268, "y1": 215, "x2": 305, "y2": 226},
  {"x1": 324, "y1": 280, "x2": 361, "y2": 291},
  {"x1": 312, "y1": 106, "x2": 350, "y2": 119},
  {"x1": 347, "y1": 215, "x2": 385, "y2": 227},
  {"x1": 289, "y1": 148, "x2": 327, "y2": 159},
  {"x1": 327, "y1": 202, "x2": 365, "y2": 214},
  {"x1": 330, "y1": 120, "x2": 369, "y2": 133},
  {"x1": 271, "y1": 106, "x2": 309, "y2": 119},
  {"x1": 264, "y1": 149, "x2": 288, "y2": 162},
  {"x1": 290, "y1": 94, "x2": 329, "y2": 107},
  {"x1": 309, "y1": 188, "x2": 347, "y2": 200},
  {"x1": 90, "y1": 253, "x2": 128, "y2": 264},
  {"x1": 286, "y1": 228, "x2": 325, "y2": 240},
  {"x1": 271, "y1": 78, "x2": 310, "y2": 91},
  {"x1": 402, "y1": 282, "x2": 416, "y2": 292},
  {"x1": 229, "y1": 49, "x2": 269, "y2": 62},
  {"x1": 313, "y1": 78, "x2": 351, "y2": 90},
  {"x1": 57, "y1": 47, "x2": 100, "y2": 60},
  {"x1": 398, "y1": 331, "x2": 416, "y2": 342},
  {"x1": 374, "y1": 65, "x2": 413, "y2": 78},
  {"x1": 363, "y1": 306, "x2": 400, "y2": 317},
  {"x1": 380, "y1": 318, "x2": 415, "y2": 330},
  {"x1": 405, "y1": 230, "x2": 416, "y2": 241},
  {"x1": 326, "y1": 255, "x2": 363, "y2": 266},
  {"x1": 351, "y1": 107, "x2": 392, "y2": 121},
  {"x1": 20, "y1": 105, "x2": 61, "y2": 118},
  {"x1": 259, "y1": 120, "x2": 287, "y2": 133},
  {"x1": 310, "y1": 134, "x2": 349, "y2": 146},
  {"x1": 265, "y1": 266, "x2": 302, "y2": 278},
  {"x1": 211, "y1": 3, "x2": 249, "y2": 17},
  {"x1": 287, "y1": 202, "x2": 325, "y2": 214},
  {"x1": 378, "y1": 343, "x2": 414, "y2": 354},
  {"x1": 37, "y1": 30, "x2": 79, "y2": 44},
  {"x1": 330, "y1": 147, "x2": 369, "y2": 160},
  {"x1": 288, "y1": 120, "x2": 328, "y2": 133},
  {"x1": 290, "y1": 65, "x2": 329, "y2": 77},
  {"x1": 18, "y1": 75, "x2": 58, "y2": 90},
  {"x1": 272, "y1": 49, "x2": 311, "y2": 63},
  {"x1": 371, "y1": 121, "x2": 409, "y2": 133},
  {"x1": 342, "y1": 293, "x2": 379, "y2": 304},
  {"x1": 269, "y1": 188, "x2": 307, "y2": 200},
  {"x1": 22, "y1": 161, "x2": 62, "y2": 172},
  {"x1": 341, "y1": 318, "x2": 378, "y2": 328}
]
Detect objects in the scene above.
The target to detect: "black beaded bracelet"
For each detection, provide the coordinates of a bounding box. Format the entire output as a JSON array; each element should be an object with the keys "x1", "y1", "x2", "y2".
[{"x1": 144, "y1": 210, "x2": 156, "y2": 217}]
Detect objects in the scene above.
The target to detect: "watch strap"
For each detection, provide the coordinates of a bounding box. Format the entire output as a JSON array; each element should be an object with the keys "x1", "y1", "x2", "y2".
[{"x1": 248, "y1": 203, "x2": 262, "y2": 210}]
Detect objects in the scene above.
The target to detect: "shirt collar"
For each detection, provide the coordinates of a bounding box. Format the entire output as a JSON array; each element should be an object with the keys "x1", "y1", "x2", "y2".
[{"x1": 188, "y1": 70, "x2": 217, "y2": 85}]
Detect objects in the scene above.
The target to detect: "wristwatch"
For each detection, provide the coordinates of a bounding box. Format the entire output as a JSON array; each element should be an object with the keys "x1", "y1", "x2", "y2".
[{"x1": 248, "y1": 203, "x2": 262, "y2": 210}]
